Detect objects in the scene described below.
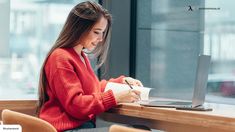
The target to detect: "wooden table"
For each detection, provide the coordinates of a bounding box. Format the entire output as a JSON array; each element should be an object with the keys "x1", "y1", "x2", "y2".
[
  {"x1": 0, "y1": 100, "x2": 37, "y2": 120},
  {"x1": 100, "y1": 102, "x2": 235, "y2": 132},
  {"x1": 1, "y1": 100, "x2": 235, "y2": 132}
]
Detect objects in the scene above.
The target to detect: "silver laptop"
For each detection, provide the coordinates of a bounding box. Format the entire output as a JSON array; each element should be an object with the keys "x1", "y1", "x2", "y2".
[{"x1": 140, "y1": 55, "x2": 211, "y2": 108}]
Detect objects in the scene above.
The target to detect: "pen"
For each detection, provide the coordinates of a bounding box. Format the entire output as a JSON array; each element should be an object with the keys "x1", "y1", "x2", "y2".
[
  {"x1": 125, "y1": 80, "x2": 133, "y2": 89},
  {"x1": 125, "y1": 80, "x2": 141, "y2": 100}
]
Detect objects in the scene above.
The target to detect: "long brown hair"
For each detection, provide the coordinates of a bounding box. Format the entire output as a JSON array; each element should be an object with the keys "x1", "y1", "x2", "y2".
[{"x1": 37, "y1": 1, "x2": 112, "y2": 114}]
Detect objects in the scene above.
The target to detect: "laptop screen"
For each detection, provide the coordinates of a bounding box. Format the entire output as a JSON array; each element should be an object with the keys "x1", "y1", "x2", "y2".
[{"x1": 192, "y1": 55, "x2": 211, "y2": 107}]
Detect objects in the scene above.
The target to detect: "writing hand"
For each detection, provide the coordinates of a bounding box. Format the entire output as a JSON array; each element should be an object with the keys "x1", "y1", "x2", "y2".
[{"x1": 114, "y1": 89, "x2": 141, "y2": 103}]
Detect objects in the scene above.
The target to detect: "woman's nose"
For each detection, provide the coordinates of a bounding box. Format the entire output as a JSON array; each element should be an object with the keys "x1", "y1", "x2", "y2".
[{"x1": 97, "y1": 34, "x2": 103, "y2": 42}]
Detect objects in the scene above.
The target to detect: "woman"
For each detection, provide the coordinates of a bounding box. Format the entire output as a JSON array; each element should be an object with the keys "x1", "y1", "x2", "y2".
[{"x1": 37, "y1": 1, "x2": 142, "y2": 132}]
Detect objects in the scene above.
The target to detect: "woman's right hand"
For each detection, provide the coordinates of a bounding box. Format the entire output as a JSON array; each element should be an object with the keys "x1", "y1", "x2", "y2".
[{"x1": 114, "y1": 89, "x2": 141, "y2": 103}]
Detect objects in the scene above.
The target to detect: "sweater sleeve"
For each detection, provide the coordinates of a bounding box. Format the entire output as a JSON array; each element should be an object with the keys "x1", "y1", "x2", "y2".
[
  {"x1": 50, "y1": 68, "x2": 117, "y2": 120},
  {"x1": 100, "y1": 75, "x2": 126, "y2": 92}
]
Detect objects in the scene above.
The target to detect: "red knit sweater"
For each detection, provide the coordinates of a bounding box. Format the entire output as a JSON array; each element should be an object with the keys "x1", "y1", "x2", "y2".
[{"x1": 39, "y1": 48, "x2": 124, "y2": 132}]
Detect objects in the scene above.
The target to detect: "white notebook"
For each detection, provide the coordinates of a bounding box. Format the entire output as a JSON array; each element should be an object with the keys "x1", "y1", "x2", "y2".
[{"x1": 105, "y1": 82, "x2": 151, "y2": 100}]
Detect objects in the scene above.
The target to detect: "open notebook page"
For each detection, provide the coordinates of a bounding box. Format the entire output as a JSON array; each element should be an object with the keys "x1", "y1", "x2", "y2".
[{"x1": 105, "y1": 82, "x2": 151, "y2": 100}]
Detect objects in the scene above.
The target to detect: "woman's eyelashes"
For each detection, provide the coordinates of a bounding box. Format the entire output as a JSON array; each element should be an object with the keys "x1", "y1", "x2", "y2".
[
  {"x1": 94, "y1": 31, "x2": 104, "y2": 35},
  {"x1": 94, "y1": 31, "x2": 100, "y2": 34}
]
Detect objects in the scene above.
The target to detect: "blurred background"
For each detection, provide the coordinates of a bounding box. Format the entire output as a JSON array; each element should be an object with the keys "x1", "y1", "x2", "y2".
[{"x1": 0, "y1": 0, "x2": 235, "y2": 105}]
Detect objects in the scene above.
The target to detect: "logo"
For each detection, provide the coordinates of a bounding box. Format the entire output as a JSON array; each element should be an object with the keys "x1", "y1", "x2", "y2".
[
  {"x1": 187, "y1": 5, "x2": 220, "y2": 11},
  {"x1": 188, "y1": 5, "x2": 193, "y2": 11},
  {"x1": 0, "y1": 125, "x2": 22, "y2": 132}
]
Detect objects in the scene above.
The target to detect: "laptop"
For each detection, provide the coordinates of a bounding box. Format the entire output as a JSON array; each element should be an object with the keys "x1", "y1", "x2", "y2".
[{"x1": 140, "y1": 55, "x2": 211, "y2": 110}]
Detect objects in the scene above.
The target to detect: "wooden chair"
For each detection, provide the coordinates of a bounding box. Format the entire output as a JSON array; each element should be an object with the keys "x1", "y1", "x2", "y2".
[
  {"x1": 1, "y1": 109, "x2": 56, "y2": 132},
  {"x1": 109, "y1": 124, "x2": 151, "y2": 132}
]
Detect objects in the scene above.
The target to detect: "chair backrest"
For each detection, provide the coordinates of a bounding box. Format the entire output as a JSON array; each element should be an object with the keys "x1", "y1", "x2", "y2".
[
  {"x1": 2, "y1": 109, "x2": 57, "y2": 132},
  {"x1": 109, "y1": 124, "x2": 151, "y2": 132}
]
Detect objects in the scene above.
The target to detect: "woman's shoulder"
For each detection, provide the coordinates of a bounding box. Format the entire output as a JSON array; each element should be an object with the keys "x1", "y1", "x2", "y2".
[
  {"x1": 46, "y1": 48, "x2": 76, "y2": 69},
  {"x1": 52, "y1": 48, "x2": 71, "y2": 56},
  {"x1": 49, "y1": 48, "x2": 73, "y2": 60}
]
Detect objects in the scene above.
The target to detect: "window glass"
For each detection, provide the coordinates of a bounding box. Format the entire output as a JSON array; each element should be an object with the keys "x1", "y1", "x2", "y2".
[
  {"x1": 136, "y1": 0, "x2": 235, "y2": 105},
  {"x1": 0, "y1": 0, "x2": 97, "y2": 99},
  {"x1": 205, "y1": 0, "x2": 235, "y2": 104}
]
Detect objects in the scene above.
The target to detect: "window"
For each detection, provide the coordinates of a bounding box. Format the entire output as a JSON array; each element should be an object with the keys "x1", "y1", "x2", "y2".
[
  {"x1": 0, "y1": 0, "x2": 97, "y2": 99},
  {"x1": 135, "y1": 0, "x2": 235, "y2": 104},
  {"x1": 204, "y1": 0, "x2": 235, "y2": 104}
]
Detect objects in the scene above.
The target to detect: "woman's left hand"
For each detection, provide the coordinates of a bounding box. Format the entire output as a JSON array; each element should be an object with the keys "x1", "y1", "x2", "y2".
[{"x1": 122, "y1": 77, "x2": 143, "y2": 87}]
